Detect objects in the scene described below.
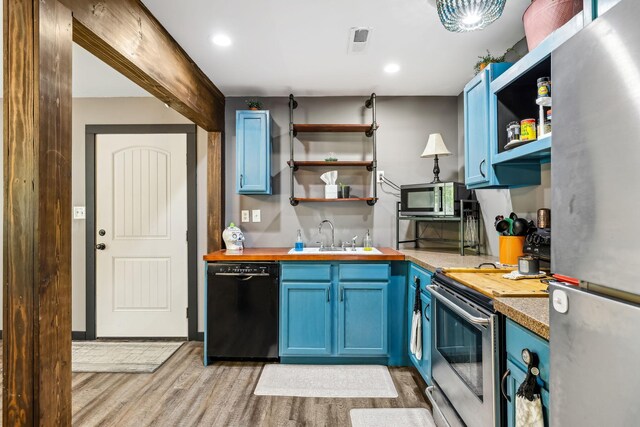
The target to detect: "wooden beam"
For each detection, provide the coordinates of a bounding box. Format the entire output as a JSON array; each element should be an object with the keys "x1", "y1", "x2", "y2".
[
  {"x1": 4, "y1": 0, "x2": 73, "y2": 425},
  {"x1": 207, "y1": 132, "x2": 225, "y2": 252},
  {"x1": 59, "y1": 0, "x2": 225, "y2": 132}
]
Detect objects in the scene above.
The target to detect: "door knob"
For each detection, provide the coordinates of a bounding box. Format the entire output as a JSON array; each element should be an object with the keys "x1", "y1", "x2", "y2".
[{"x1": 96, "y1": 243, "x2": 106, "y2": 250}]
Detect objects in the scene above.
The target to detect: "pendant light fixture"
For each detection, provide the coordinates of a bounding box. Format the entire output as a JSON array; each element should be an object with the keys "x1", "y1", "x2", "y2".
[{"x1": 437, "y1": 0, "x2": 507, "y2": 32}]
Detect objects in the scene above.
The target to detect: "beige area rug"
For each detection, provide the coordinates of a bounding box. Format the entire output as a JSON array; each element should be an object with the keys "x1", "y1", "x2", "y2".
[
  {"x1": 254, "y1": 364, "x2": 398, "y2": 398},
  {"x1": 72, "y1": 341, "x2": 184, "y2": 373},
  {"x1": 350, "y1": 408, "x2": 436, "y2": 427}
]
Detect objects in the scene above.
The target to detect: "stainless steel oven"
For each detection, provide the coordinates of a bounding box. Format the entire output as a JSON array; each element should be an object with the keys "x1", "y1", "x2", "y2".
[
  {"x1": 400, "y1": 182, "x2": 471, "y2": 217},
  {"x1": 428, "y1": 277, "x2": 501, "y2": 427}
]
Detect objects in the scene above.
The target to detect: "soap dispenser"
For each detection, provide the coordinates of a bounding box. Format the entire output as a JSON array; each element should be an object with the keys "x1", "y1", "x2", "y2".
[
  {"x1": 363, "y1": 229, "x2": 373, "y2": 251},
  {"x1": 294, "y1": 229, "x2": 304, "y2": 251}
]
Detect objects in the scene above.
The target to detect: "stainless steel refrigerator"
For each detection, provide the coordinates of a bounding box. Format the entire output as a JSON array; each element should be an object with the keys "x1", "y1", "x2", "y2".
[{"x1": 551, "y1": 0, "x2": 640, "y2": 425}]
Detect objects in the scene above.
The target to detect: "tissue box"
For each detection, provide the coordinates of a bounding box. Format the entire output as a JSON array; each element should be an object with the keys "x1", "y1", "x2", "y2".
[{"x1": 324, "y1": 185, "x2": 338, "y2": 199}]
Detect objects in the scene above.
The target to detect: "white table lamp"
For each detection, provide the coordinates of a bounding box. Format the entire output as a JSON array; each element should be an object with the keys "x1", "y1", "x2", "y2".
[{"x1": 421, "y1": 133, "x2": 452, "y2": 183}]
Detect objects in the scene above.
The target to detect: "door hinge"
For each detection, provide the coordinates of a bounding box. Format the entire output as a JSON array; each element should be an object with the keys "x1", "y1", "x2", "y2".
[
  {"x1": 186, "y1": 230, "x2": 188, "y2": 242},
  {"x1": 186, "y1": 307, "x2": 189, "y2": 318}
]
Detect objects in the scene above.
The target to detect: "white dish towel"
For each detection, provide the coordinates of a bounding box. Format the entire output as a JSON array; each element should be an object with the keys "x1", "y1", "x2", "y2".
[
  {"x1": 516, "y1": 394, "x2": 544, "y2": 427},
  {"x1": 409, "y1": 287, "x2": 422, "y2": 360}
]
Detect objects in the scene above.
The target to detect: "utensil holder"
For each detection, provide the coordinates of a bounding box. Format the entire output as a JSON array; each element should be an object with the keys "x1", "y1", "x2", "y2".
[{"x1": 499, "y1": 236, "x2": 525, "y2": 265}]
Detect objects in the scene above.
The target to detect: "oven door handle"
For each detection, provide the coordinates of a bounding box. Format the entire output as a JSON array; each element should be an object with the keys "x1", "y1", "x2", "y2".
[{"x1": 427, "y1": 285, "x2": 490, "y2": 325}]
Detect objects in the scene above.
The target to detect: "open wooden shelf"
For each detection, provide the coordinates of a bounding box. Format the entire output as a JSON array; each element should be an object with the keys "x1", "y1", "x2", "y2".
[
  {"x1": 291, "y1": 197, "x2": 377, "y2": 203},
  {"x1": 287, "y1": 160, "x2": 374, "y2": 170},
  {"x1": 292, "y1": 124, "x2": 375, "y2": 134}
]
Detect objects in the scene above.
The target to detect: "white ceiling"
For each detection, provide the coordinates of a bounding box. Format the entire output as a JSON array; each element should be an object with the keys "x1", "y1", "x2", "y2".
[{"x1": 143, "y1": 0, "x2": 530, "y2": 96}]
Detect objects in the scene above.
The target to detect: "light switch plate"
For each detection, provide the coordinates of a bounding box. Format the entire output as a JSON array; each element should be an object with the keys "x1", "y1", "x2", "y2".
[
  {"x1": 252, "y1": 209, "x2": 261, "y2": 223},
  {"x1": 73, "y1": 206, "x2": 86, "y2": 219},
  {"x1": 241, "y1": 210, "x2": 250, "y2": 222}
]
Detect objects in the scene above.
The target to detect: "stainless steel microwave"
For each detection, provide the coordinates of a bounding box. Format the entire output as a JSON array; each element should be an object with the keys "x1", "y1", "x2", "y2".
[{"x1": 400, "y1": 182, "x2": 471, "y2": 216}]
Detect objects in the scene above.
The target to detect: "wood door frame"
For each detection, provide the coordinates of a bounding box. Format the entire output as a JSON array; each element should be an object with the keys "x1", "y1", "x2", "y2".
[{"x1": 84, "y1": 124, "x2": 198, "y2": 341}]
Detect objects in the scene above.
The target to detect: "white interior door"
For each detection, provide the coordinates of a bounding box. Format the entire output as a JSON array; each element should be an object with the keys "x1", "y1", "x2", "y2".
[{"x1": 96, "y1": 133, "x2": 188, "y2": 338}]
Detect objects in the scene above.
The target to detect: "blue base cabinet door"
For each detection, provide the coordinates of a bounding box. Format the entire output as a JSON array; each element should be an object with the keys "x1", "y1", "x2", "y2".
[
  {"x1": 236, "y1": 110, "x2": 271, "y2": 194},
  {"x1": 280, "y1": 283, "x2": 332, "y2": 356},
  {"x1": 419, "y1": 291, "x2": 432, "y2": 384},
  {"x1": 338, "y1": 283, "x2": 388, "y2": 355}
]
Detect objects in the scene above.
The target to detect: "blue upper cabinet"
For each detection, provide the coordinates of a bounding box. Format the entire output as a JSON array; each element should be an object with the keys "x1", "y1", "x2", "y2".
[
  {"x1": 338, "y1": 282, "x2": 388, "y2": 355},
  {"x1": 464, "y1": 67, "x2": 492, "y2": 186},
  {"x1": 464, "y1": 63, "x2": 511, "y2": 188},
  {"x1": 236, "y1": 110, "x2": 271, "y2": 194}
]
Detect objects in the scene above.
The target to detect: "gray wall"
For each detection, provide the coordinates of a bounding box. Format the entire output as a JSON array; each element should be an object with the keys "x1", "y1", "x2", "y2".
[
  {"x1": 71, "y1": 97, "x2": 209, "y2": 333},
  {"x1": 225, "y1": 96, "x2": 460, "y2": 248}
]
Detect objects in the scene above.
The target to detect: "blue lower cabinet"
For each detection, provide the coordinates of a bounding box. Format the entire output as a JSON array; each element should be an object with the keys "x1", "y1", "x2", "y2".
[
  {"x1": 407, "y1": 263, "x2": 434, "y2": 385},
  {"x1": 280, "y1": 262, "x2": 393, "y2": 361},
  {"x1": 419, "y1": 291, "x2": 432, "y2": 384},
  {"x1": 504, "y1": 319, "x2": 550, "y2": 426},
  {"x1": 338, "y1": 283, "x2": 388, "y2": 355},
  {"x1": 280, "y1": 282, "x2": 332, "y2": 356}
]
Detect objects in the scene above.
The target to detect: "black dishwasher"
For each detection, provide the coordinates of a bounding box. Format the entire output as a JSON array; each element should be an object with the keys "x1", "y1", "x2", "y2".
[{"x1": 206, "y1": 263, "x2": 279, "y2": 361}]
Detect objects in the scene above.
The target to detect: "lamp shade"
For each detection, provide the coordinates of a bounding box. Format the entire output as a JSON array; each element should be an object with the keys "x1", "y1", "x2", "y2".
[{"x1": 421, "y1": 133, "x2": 452, "y2": 158}]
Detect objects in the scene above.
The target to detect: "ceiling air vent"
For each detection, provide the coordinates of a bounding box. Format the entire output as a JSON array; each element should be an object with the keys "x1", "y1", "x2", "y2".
[{"x1": 347, "y1": 27, "x2": 372, "y2": 54}]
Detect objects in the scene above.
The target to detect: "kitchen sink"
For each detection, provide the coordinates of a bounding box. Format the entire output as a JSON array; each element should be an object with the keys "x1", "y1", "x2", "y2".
[{"x1": 288, "y1": 247, "x2": 383, "y2": 255}]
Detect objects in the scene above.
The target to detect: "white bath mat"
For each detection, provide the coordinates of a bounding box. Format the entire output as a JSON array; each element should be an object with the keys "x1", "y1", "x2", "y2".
[
  {"x1": 254, "y1": 364, "x2": 398, "y2": 398},
  {"x1": 350, "y1": 408, "x2": 436, "y2": 427},
  {"x1": 72, "y1": 341, "x2": 184, "y2": 373}
]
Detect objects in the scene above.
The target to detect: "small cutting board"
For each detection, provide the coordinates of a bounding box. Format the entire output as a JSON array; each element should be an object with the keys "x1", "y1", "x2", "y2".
[{"x1": 442, "y1": 268, "x2": 549, "y2": 298}]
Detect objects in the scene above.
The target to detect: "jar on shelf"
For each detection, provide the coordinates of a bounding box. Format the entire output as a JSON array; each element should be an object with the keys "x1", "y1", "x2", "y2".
[
  {"x1": 536, "y1": 77, "x2": 552, "y2": 106},
  {"x1": 507, "y1": 121, "x2": 521, "y2": 143}
]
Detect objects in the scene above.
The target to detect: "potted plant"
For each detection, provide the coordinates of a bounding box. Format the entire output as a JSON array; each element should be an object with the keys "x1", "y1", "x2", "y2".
[
  {"x1": 523, "y1": 0, "x2": 583, "y2": 51},
  {"x1": 246, "y1": 99, "x2": 263, "y2": 110},
  {"x1": 339, "y1": 183, "x2": 350, "y2": 199},
  {"x1": 473, "y1": 50, "x2": 506, "y2": 75}
]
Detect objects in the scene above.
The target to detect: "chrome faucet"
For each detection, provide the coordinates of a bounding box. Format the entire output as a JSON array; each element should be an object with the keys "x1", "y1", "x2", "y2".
[{"x1": 318, "y1": 220, "x2": 336, "y2": 251}]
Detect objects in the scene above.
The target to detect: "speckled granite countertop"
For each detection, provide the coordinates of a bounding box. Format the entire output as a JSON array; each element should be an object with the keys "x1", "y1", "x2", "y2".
[
  {"x1": 400, "y1": 249, "x2": 549, "y2": 339},
  {"x1": 494, "y1": 297, "x2": 550, "y2": 340},
  {"x1": 400, "y1": 249, "x2": 498, "y2": 272}
]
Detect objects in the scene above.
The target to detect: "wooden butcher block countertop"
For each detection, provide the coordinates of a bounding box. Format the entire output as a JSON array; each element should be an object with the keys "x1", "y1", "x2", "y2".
[
  {"x1": 203, "y1": 247, "x2": 405, "y2": 262},
  {"x1": 442, "y1": 268, "x2": 550, "y2": 298}
]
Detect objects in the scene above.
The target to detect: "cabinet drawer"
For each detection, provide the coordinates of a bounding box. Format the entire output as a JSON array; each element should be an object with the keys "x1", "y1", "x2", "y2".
[
  {"x1": 281, "y1": 263, "x2": 331, "y2": 282},
  {"x1": 409, "y1": 263, "x2": 433, "y2": 294},
  {"x1": 506, "y1": 319, "x2": 550, "y2": 389},
  {"x1": 339, "y1": 263, "x2": 389, "y2": 281}
]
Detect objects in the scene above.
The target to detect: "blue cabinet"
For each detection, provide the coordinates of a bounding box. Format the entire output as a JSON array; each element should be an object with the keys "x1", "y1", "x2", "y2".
[
  {"x1": 338, "y1": 283, "x2": 388, "y2": 355},
  {"x1": 236, "y1": 110, "x2": 271, "y2": 194},
  {"x1": 464, "y1": 63, "x2": 511, "y2": 188},
  {"x1": 280, "y1": 262, "x2": 391, "y2": 361},
  {"x1": 407, "y1": 263, "x2": 433, "y2": 385},
  {"x1": 280, "y1": 282, "x2": 332, "y2": 356},
  {"x1": 503, "y1": 319, "x2": 550, "y2": 426}
]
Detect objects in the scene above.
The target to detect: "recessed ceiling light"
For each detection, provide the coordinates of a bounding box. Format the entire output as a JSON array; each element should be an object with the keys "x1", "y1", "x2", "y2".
[
  {"x1": 384, "y1": 63, "x2": 400, "y2": 74},
  {"x1": 212, "y1": 34, "x2": 232, "y2": 47}
]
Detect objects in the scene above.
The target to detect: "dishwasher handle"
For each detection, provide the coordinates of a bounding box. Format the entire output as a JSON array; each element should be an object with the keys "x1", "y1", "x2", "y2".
[
  {"x1": 213, "y1": 272, "x2": 271, "y2": 277},
  {"x1": 427, "y1": 285, "x2": 490, "y2": 325}
]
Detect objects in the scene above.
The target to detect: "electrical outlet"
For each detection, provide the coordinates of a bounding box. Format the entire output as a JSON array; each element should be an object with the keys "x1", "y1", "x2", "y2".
[
  {"x1": 252, "y1": 209, "x2": 261, "y2": 223},
  {"x1": 73, "y1": 206, "x2": 86, "y2": 219},
  {"x1": 377, "y1": 171, "x2": 385, "y2": 183},
  {"x1": 241, "y1": 210, "x2": 250, "y2": 223}
]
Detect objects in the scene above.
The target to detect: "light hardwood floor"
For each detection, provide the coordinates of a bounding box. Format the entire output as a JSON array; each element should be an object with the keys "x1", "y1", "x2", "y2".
[{"x1": 4, "y1": 342, "x2": 431, "y2": 426}]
